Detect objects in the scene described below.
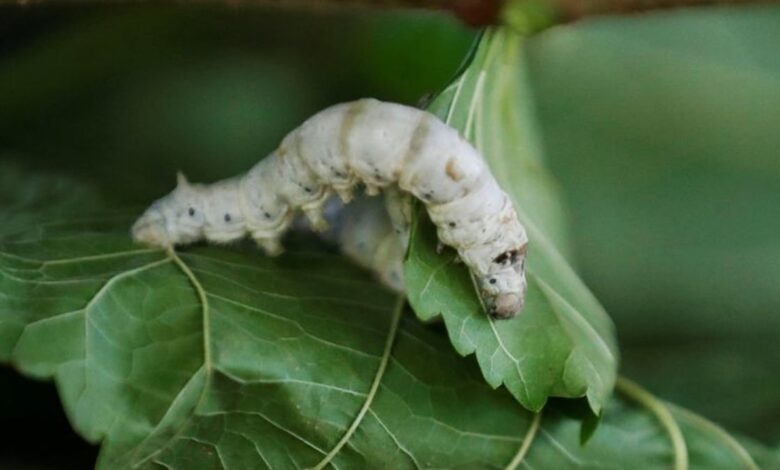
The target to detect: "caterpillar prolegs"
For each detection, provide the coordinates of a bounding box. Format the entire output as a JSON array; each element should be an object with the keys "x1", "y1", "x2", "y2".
[{"x1": 131, "y1": 98, "x2": 529, "y2": 318}]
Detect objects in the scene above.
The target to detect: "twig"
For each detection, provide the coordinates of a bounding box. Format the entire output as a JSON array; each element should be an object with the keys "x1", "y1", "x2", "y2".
[{"x1": 5, "y1": 0, "x2": 775, "y2": 25}]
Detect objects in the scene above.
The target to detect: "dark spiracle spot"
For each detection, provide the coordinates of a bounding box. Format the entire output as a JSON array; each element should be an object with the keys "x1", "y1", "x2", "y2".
[
  {"x1": 489, "y1": 278, "x2": 497, "y2": 285},
  {"x1": 264, "y1": 212, "x2": 272, "y2": 219},
  {"x1": 224, "y1": 213, "x2": 232, "y2": 222},
  {"x1": 448, "y1": 222, "x2": 456, "y2": 228},
  {"x1": 494, "y1": 248, "x2": 523, "y2": 266},
  {"x1": 493, "y1": 251, "x2": 510, "y2": 265},
  {"x1": 188, "y1": 207, "x2": 195, "y2": 217},
  {"x1": 304, "y1": 187, "x2": 312, "y2": 193}
]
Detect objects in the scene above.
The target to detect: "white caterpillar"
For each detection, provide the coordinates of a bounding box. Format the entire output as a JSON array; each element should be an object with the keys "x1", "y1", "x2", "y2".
[{"x1": 131, "y1": 98, "x2": 529, "y2": 318}]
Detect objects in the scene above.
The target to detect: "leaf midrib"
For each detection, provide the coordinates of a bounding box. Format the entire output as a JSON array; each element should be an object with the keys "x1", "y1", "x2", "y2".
[{"x1": 309, "y1": 294, "x2": 405, "y2": 470}]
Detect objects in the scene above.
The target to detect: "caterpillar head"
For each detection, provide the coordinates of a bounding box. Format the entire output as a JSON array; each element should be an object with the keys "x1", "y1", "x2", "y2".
[
  {"x1": 479, "y1": 245, "x2": 528, "y2": 319},
  {"x1": 132, "y1": 172, "x2": 206, "y2": 247}
]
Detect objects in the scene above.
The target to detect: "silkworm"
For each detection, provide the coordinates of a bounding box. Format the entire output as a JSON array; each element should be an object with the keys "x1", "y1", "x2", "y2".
[{"x1": 131, "y1": 98, "x2": 529, "y2": 318}]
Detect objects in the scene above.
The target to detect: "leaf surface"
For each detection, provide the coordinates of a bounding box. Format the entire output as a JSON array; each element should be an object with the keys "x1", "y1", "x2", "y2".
[{"x1": 1, "y1": 163, "x2": 770, "y2": 469}]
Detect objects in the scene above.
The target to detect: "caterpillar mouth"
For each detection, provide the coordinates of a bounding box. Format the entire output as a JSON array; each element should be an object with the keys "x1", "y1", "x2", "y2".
[
  {"x1": 132, "y1": 212, "x2": 170, "y2": 248},
  {"x1": 488, "y1": 293, "x2": 524, "y2": 320}
]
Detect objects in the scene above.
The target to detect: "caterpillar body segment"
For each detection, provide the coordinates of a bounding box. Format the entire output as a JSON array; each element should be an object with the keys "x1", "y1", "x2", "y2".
[
  {"x1": 324, "y1": 197, "x2": 406, "y2": 292},
  {"x1": 132, "y1": 98, "x2": 529, "y2": 318},
  {"x1": 383, "y1": 187, "x2": 413, "y2": 251}
]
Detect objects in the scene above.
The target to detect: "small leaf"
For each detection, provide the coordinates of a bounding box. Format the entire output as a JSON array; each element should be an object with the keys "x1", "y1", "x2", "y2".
[{"x1": 405, "y1": 28, "x2": 618, "y2": 412}]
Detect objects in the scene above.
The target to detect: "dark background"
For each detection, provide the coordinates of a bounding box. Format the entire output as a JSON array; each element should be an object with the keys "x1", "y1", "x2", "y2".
[{"x1": 2, "y1": 5, "x2": 779, "y2": 467}]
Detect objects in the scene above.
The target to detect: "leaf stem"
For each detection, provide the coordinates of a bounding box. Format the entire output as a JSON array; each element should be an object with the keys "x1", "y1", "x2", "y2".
[
  {"x1": 667, "y1": 403, "x2": 759, "y2": 470},
  {"x1": 309, "y1": 294, "x2": 406, "y2": 470},
  {"x1": 616, "y1": 376, "x2": 688, "y2": 470},
  {"x1": 131, "y1": 248, "x2": 213, "y2": 468},
  {"x1": 504, "y1": 411, "x2": 542, "y2": 470},
  {"x1": 167, "y1": 248, "x2": 212, "y2": 370}
]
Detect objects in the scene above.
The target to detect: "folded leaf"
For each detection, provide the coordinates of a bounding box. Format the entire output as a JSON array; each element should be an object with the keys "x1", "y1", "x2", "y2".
[{"x1": 406, "y1": 28, "x2": 618, "y2": 413}]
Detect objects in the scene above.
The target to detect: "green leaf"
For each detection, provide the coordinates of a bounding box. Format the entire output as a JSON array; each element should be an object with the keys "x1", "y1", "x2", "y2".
[
  {"x1": 2, "y1": 163, "x2": 772, "y2": 469},
  {"x1": 524, "y1": 8, "x2": 780, "y2": 340},
  {"x1": 522, "y1": 10, "x2": 780, "y2": 438},
  {"x1": 0, "y1": 165, "x2": 529, "y2": 468},
  {"x1": 405, "y1": 28, "x2": 618, "y2": 413}
]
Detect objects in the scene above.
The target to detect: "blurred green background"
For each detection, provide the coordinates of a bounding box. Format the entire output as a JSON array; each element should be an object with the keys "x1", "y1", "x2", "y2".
[{"x1": 1, "y1": 4, "x2": 779, "y2": 467}]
